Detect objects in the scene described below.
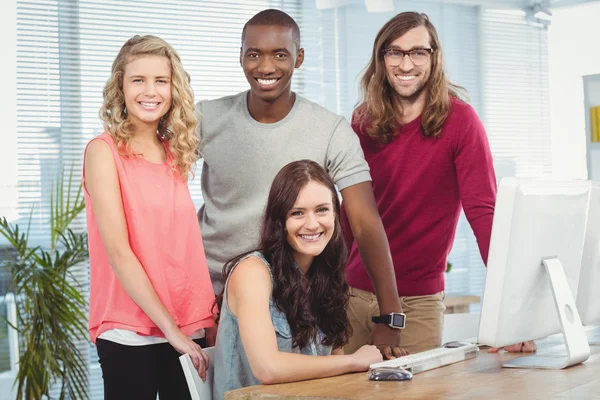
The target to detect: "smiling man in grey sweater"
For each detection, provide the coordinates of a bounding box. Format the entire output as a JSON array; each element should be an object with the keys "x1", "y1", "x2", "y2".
[{"x1": 197, "y1": 9, "x2": 405, "y2": 358}]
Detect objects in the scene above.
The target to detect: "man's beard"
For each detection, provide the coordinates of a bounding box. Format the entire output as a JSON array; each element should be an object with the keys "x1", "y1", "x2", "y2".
[{"x1": 394, "y1": 77, "x2": 429, "y2": 105}]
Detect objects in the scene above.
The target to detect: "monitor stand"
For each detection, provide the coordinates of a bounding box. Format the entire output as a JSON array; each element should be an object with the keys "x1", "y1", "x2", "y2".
[{"x1": 503, "y1": 258, "x2": 591, "y2": 369}]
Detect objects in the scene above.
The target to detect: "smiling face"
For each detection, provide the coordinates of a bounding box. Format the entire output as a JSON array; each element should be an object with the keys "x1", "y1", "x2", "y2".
[
  {"x1": 240, "y1": 25, "x2": 304, "y2": 103},
  {"x1": 285, "y1": 180, "x2": 335, "y2": 271},
  {"x1": 384, "y1": 25, "x2": 432, "y2": 103},
  {"x1": 122, "y1": 55, "x2": 172, "y2": 129}
]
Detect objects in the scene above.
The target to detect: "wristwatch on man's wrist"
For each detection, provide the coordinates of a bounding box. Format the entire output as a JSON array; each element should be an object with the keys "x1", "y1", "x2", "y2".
[{"x1": 371, "y1": 313, "x2": 406, "y2": 330}]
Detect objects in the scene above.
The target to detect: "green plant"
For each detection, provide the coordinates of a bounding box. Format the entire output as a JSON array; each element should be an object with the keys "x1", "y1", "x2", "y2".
[{"x1": 0, "y1": 167, "x2": 89, "y2": 400}]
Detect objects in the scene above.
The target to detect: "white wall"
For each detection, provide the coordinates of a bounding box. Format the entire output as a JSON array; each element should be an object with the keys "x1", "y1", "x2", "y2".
[{"x1": 548, "y1": 2, "x2": 600, "y2": 179}]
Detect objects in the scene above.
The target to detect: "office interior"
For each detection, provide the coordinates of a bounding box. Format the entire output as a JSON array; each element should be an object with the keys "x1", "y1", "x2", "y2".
[{"x1": 0, "y1": 0, "x2": 599, "y2": 398}]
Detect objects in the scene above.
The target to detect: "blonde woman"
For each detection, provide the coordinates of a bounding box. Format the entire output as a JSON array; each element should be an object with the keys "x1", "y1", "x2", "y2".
[{"x1": 83, "y1": 35, "x2": 215, "y2": 399}]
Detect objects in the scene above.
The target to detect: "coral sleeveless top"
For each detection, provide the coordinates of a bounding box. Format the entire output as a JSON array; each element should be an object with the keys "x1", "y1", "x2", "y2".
[{"x1": 83, "y1": 132, "x2": 215, "y2": 343}]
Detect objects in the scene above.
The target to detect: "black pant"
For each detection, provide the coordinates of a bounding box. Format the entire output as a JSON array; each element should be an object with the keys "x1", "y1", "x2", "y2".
[{"x1": 96, "y1": 337, "x2": 206, "y2": 400}]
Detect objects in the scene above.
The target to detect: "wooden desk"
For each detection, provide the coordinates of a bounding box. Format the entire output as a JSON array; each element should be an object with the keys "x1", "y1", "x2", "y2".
[{"x1": 225, "y1": 340, "x2": 600, "y2": 400}]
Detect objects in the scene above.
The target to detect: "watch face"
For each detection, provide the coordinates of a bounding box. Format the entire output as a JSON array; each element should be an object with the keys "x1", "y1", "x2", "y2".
[{"x1": 392, "y1": 313, "x2": 405, "y2": 327}]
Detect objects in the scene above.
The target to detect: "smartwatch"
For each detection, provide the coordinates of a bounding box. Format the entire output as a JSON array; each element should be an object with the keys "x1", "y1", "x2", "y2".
[{"x1": 371, "y1": 313, "x2": 406, "y2": 330}]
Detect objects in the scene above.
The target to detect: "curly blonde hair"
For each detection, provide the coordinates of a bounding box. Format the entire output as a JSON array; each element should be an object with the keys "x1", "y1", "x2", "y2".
[
  {"x1": 357, "y1": 12, "x2": 467, "y2": 144},
  {"x1": 99, "y1": 35, "x2": 199, "y2": 178}
]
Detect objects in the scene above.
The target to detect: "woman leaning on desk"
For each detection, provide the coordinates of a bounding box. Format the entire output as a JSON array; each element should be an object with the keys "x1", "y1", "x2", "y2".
[{"x1": 212, "y1": 160, "x2": 408, "y2": 399}]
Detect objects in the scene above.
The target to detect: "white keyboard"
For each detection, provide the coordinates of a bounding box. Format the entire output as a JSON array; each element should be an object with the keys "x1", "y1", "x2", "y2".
[{"x1": 369, "y1": 342, "x2": 479, "y2": 374}]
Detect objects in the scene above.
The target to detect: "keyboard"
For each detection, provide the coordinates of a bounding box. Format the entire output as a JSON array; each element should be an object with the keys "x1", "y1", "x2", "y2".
[{"x1": 369, "y1": 342, "x2": 479, "y2": 374}]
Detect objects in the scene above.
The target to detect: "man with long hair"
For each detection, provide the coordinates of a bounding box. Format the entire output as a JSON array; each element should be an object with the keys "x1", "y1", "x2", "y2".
[
  {"x1": 197, "y1": 9, "x2": 406, "y2": 358},
  {"x1": 342, "y1": 12, "x2": 497, "y2": 354}
]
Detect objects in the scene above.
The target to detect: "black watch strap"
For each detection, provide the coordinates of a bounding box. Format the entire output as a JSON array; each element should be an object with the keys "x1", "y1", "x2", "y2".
[{"x1": 372, "y1": 313, "x2": 406, "y2": 329}]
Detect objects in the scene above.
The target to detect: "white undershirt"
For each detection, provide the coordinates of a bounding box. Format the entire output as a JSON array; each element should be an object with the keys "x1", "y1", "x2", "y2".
[{"x1": 98, "y1": 328, "x2": 205, "y2": 346}]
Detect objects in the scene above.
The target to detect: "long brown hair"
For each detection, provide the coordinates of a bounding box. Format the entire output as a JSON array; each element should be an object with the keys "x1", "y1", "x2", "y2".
[
  {"x1": 216, "y1": 160, "x2": 350, "y2": 349},
  {"x1": 99, "y1": 35, "x2": 199, "y2": 178},
  {"x1": 356, "y1": 12, "x2": 467, "y2": 143}
]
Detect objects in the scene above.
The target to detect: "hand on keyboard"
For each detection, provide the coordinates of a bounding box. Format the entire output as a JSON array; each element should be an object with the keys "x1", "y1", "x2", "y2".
[
  {"x1": 369, "y1": 324, "x2": 409, "y2": 359},
  {"x1": 369, "y1": 342, "x2": 479, "y2": 374},
  {"x1": 367, "y1": 324, "x2": 410, "y2": 360},
  {"x1": 375, "y1": 345, "x2": 410, "y2": 359}
]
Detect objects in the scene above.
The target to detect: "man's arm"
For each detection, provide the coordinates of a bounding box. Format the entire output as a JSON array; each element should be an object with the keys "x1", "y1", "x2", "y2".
[
  {"x1": 454, "y1": 105, "x2": 497, "y2": 264},
  {"x1": 340, "y1": 182, "x2": 405, "y2": 359},
  {"x1": 326, "y1": 115, "x2": 405, "y2": 358},
  {"x1": 339, "y1": 204, "x2": 354, "y2": 252}
]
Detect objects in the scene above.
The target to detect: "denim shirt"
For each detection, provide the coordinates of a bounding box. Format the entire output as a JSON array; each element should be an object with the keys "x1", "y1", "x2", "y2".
[{"x1": 213, "y1": 252, "x2": 332, "y2": 400}]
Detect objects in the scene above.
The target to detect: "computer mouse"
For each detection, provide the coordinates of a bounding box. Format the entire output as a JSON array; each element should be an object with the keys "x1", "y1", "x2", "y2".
[{"x1": 367, "y1": 367, "x2": 413, "y2": 381}]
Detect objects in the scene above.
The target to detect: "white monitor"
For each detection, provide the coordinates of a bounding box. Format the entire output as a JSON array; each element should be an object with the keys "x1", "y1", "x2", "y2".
[
  {"x1": 478, "y1": 177, "x2": 592, "y2": 369},
  {"x1": 576, "y1": 181, "x2": 600, "y2": 329}
]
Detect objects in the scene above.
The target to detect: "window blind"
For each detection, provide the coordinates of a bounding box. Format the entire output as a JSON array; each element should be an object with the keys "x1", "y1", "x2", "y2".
[{"x1": 464, "y1": 8, "x2": 550, "y2": 306}]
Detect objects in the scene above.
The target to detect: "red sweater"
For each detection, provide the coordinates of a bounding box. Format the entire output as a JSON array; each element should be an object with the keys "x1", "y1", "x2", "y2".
[{"x1": 343, "y1": 98, "x2": 496, "y2": 296}]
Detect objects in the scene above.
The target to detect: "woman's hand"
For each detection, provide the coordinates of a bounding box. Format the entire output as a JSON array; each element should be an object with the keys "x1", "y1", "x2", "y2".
[
  {"x1": 489, "y1": 340, "x2": 537, "y2": 353},
  {"x1": 166, "y1": 330, "x2": 210, "y2": 381},
  {"x1": 349, "y1": 345, "x2": 385, "y2": 371}
]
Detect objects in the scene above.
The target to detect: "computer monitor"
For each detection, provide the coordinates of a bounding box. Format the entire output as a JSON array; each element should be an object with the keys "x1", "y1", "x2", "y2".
[
  {"x1": 478, "y1": 177, "x2": 592, "y2": 369},
  {"x1": 576, "y1": 181, "x2": 600, "y2": 330}
]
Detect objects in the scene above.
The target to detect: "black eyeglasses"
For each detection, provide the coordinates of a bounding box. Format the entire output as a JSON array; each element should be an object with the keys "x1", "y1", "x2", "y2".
[{"x1": 382, "y1": 47, "x2": 434, "y2": 66}]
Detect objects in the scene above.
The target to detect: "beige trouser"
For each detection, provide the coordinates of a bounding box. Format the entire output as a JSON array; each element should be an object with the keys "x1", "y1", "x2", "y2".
[{"x1": 345, "y1": 287, "x2": 446, "y2": 355}]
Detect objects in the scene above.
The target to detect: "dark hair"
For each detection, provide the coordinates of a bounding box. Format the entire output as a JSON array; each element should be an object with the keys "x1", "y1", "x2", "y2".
[
  {"x1": 216, "y1": 160, "x2": 350, "y2": 349},
  {"x1": 242, "y1": 8, "x2": 301, "y2": 50},
  {"x1": 356, "y1": 12, "x2": 467, "y2": 143}
]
